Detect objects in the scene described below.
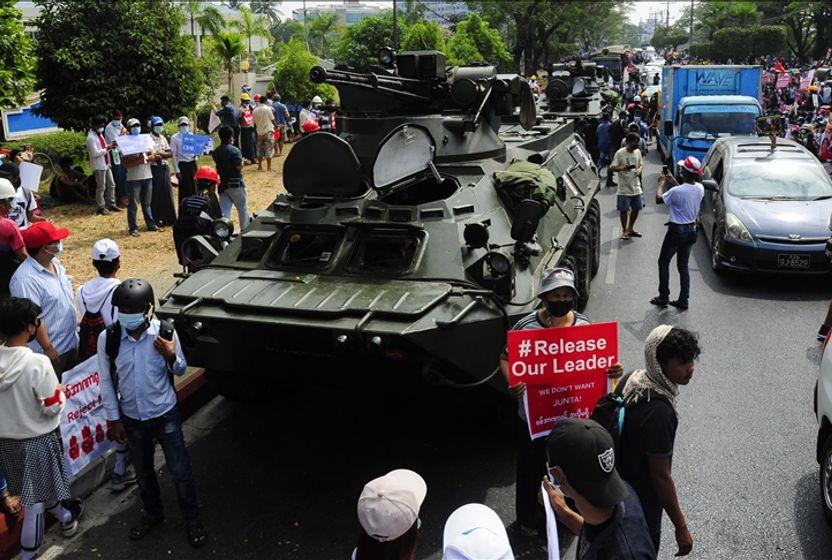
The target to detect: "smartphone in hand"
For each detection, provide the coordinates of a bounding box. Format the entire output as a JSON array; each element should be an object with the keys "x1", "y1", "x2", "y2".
[
  {"x1": 662, "y1": 165, "x2": 669, "y2": 175},
  {"x1": 159, "y1": 320, "x2": 174, "y2": 341}
]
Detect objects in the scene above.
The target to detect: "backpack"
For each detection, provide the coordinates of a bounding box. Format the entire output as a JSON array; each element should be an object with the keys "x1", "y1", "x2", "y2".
[
  {"x1": 590, "y1": 371, "x2": 634, "y2": 451},
  {"x1": 77, "y1": 285, "x2": 117, "y2": 362}
]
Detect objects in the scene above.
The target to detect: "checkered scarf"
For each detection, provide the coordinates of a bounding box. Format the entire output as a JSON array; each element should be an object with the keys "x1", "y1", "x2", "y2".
[{"x1": 622, "y1": 324, "x2": 678, "y2": 410}]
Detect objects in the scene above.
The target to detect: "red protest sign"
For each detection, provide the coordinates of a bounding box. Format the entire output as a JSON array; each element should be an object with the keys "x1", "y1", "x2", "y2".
[{"x1": 508, "y1": 322, "x2": 618, "y2": 440}]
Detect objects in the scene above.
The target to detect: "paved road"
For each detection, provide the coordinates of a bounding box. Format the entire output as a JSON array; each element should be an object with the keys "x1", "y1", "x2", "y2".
[{"x1": 59, "y1": 146, "x2": 832, "y2": 559}]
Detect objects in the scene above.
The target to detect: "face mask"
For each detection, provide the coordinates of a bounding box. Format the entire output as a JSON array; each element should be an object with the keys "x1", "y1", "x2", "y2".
[
  {"x1": 180, "y1": 125, "x2": 189, "y2": 134},
  {"x1": 117, "y1": 312, "x2": 146, "y2": 331},
  {"x1": 113, "y1": 119, "x2": 121, "y2": 124},
  {"x1": 45, "y1": 241, "x2": 63, "y2": 257},
  {"x1": 153, "y1": 125, "x2": 163, "y2": 134},
  {"x1": 97, "y1": 127, "x2": 104, "y2": 134},
  {"x1": 546, "y1": 299, "x2": 574, "y2": 318},
  {"x1": 130, "y1": 127, "x2": 140, "y2": 136}
]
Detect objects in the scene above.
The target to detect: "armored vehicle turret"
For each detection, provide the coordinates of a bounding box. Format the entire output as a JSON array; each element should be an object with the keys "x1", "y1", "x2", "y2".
[{"x1": 157, "y1": 50, "x2": 603, "y2": 396}]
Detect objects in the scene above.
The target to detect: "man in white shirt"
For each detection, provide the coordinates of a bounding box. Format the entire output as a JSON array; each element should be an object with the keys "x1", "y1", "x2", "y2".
[
  {"x1": 650, "y1": 156, "x2": 705, "y2": 311},
  {"x1": 0, "y1": 161, "x2": 42, "y2": 230},
  {"x1": 252, "y1": 96, "x2": 276, "y2": 172},
  {"x1": 170, "y1": 116, "x2": 210, "y2": 205},
  {"x1": 86, "y1": 115, "x2": 119, "y2": 216},
  {"x1": 610, "y1": 133, "x2": 645, "y2": 240},
  {"x1": 123, "y1": 118, "x2": 160, "y2": 237},
  {"x1": 105, "y1": 110, "x2": 128, "y2": 208}
]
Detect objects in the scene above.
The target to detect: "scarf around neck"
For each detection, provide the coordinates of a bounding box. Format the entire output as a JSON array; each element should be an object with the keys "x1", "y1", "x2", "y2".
[{"x1": 622, "y1": 324, "x2": 678, "y2": 409}]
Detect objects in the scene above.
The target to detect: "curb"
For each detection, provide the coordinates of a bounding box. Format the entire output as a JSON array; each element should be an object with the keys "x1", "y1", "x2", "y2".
[{"x1": 0, "y1": 368, "x2": 213, "y2": 560}]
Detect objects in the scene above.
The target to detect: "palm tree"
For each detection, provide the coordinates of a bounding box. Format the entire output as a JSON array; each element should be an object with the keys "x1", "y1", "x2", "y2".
[
  {"x1": 182, "y1": 0, "x2": 225, "y2": 56},
  {"x1": 232, "y1": 5, "x2": 272, "y2": 56},
  {"x1": 250, "y1": 0, "x2": 281, "y2": 25},
  {"x1": 210, "y1": 32, "x2": 245, "y2": 91},
  {"x1": 308, "y1": 12, "x2": 339, "y2": 58}
]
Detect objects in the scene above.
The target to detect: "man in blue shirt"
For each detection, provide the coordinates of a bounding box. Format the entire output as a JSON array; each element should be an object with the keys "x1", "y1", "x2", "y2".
[
  {"x1": 650, "y1": 157, "x2": 705, "y2": 311},
  {"x1": 100, "y1": 278, "x2": 207, "y2": 548},
  {"x1": 595, "y1": 112, "x2": 613, "y2": 178},
  {"x1": 212, "y1": 125, "x2": 250, "y2": 229},
  {"x1": 218, "y1": 95, "x2": 239, "y2": 147},
  {"x1": 271, "y1": 93, "x2": 290, "y2": 156}
]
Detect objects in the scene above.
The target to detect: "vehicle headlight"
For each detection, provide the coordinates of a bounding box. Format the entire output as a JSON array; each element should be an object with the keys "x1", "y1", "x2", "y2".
[
  {"x1": 725, "y1": 213, "x2": 753, "y2": 242},
  {"x1": 210, "y1": 217, "x2": 234, "y2": 240}
]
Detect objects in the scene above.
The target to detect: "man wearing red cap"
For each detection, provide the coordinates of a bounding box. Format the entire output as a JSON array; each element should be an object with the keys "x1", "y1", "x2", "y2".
[
  {"x1": 9, "y1": 221, "x2": 79, "y2": 377},
  {"x1": 650, "y1": 157, "x2": 705, "y2": 311}
]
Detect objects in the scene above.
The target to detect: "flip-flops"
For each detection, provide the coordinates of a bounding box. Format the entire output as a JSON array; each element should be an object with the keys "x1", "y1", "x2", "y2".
[
  {"x1": 186, "y1": 521, "x2": 208, "y2": 548},
  {"x1": 129, "y1": 514, "x2": 164, "y2": 541},
  {"x1": 650, "y1": 296, "x2": 669, "y2": 307},
  {"x1": 628, "y1": 230, "x2": 643, "y2": 237},
  {"x1": 620, "y1": 232, "x2": 630, "y2": 240}
]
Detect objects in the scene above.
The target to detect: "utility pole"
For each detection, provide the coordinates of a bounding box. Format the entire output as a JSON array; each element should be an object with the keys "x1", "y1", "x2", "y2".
[
  {"x1": 666, "y1": 1, "x2": 670, "y2": 28},
  {"x1": 303, "y1": 0, "x2": 309, "y2": 51},
  {"x1": 689, "y1": 0, "x2": 694, "y2": 49},
  {"x1": 393, "y1": 0, "x2": 398, "y2": 50}
]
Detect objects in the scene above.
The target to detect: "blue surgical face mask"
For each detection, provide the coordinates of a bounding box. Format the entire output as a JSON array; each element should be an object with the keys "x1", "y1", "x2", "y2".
[
  {"x1": 153, "y1": 125, "x2": 163, "y2": 134},
  {"x1": 130, "y1": 127, "x2": 140, "y2": 136},
  {"x1": 180, "y1": 125, "x2": 189, "y2": 134},
  {"x1": 97, "y1": 127, "x2": 105, "y2": 134},
  {"x1": 117, "y1": 312, "x2": 146, "y2": 331}
]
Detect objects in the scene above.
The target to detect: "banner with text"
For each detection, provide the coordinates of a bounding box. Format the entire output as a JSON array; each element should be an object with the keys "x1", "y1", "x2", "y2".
[
  {"x1": 509, "y1": 322, "x2": 618, "y2": 440},
  {"x1": 60, "y1": 357, "x2": 114, "y2": 478},
  {"x1": 776, "y1": 73, "x2": 791, "y2": 89},
  {"x1": 181, "y1": 133, "x2": 213, "y2": 156},
  {"x1": 114, "y1": 133, "x2": 154, "y2": 156},
  {"x1": 800, "y1": 70, "x2": 815, "y2": 91}
]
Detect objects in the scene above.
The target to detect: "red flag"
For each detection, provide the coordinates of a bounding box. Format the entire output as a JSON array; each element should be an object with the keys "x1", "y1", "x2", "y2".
[{"x1": 774, "y1": 60, "x2": 787, "y2": 73}]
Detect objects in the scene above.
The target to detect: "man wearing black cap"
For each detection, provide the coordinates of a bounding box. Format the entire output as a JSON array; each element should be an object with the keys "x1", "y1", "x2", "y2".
[{"x1": 543, "y1": 418, "x2": 656, "y2": 559}]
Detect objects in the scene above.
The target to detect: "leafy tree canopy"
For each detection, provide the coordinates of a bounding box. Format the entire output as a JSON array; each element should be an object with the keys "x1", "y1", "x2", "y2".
[
  {"x1": 0, "y1": 0, "x2": 35, "y2": 108},
  {"x1": 447, "y1": 13, "x2": 511, "y2": 69},
  {"x1": 334, "y1": 12, "x2": 398, "y2": 68},
  {"x1": 400, "y1": 21, "x2": 446, "y2": 52},
  {"x1": 34, "y1": 0, "x2": 201, "y2": 131},
  {"x1": 273, "y1": 38, "x2": 337, "y2": 103}
]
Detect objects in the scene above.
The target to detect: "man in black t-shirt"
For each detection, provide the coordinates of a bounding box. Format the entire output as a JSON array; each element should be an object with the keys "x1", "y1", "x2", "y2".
[{"x1": 619, "y1": 326, "x2": 701, "y2": 556}]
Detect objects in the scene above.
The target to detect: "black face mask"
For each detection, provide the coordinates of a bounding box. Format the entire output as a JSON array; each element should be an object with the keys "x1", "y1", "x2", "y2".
[{"x1": 546, "y1": 300, "x2": 574, "y2": 318}]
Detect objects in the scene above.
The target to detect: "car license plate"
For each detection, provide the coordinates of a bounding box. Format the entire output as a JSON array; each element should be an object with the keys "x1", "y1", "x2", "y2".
[{"x1": 777, "y1": 254, "x2": 811, "y2": 269}]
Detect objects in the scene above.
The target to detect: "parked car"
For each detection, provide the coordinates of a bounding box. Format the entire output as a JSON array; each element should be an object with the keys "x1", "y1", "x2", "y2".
[
  {"x1": 816, "y1": 258, "x2": 832, "y2": 524},
  {"x1": 700, "y1": 137, "x2": 832, "y2": 274}
]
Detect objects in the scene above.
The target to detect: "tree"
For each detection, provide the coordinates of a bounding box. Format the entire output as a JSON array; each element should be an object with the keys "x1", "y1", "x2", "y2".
[
  {"x1": 210, "y1": 32, "x2": 245, "y2": 90},
  {"x1": 651, "y1": 25, "x2": 689, "y2": 50},
  {"x1": 308, "y1": 12, "x2": 340, "y2": 58},
  {"x1": 0, "y1": 0, "x2": 35, "y2": 108},
  {"x1": 710, "y1": 25, "x2": 787, "y2": 63},
  {"x1": 699, "y1": 1, "x2": 761, "y2": 39},
  {"x1": 271, "y1": 19, "x2": 305, "y2": 44},
  {"x1": 195, "y1": 45, "x2": 224, "y2": 105},
  {"x1": 181, "y1": 0, "x2": 224, "y2": 56},
  {"x1": 334, "y1": 12, "x2": 398, "y2": 68},
  {"x1": 446, "y1": 13, "x2": 511, "y2": 69},
  {"x1": 273, "y1": 38, "x2": 337, "y2": 102},
  {"x1": 34, "y1": 0, "x2": 201, "y2": 131},
  {"x1": 400, "y1": 21, "x2": 446, "y2": 52},
  {"x1": 222, "y1": 0, "x2": 245, "y2": 9},
  {"x1": 233, "y1": 5, "x2": 272, "y2": 57},
  {"x1": 250, "y1": 0, "x2": 281, "y2": 25}
]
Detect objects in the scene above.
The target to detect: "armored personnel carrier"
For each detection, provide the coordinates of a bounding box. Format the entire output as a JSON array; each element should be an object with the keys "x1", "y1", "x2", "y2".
[{"x1": 158, "y1": 50, "x2": 602, "y2": 395}]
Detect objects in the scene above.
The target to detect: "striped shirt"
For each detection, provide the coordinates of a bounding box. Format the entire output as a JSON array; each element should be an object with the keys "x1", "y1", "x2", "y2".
[
  {"x1": 507, "y1": 309, "x2": 592, "y2": 423},
  {"x1": 9, "y1": 256, "x2": 79, "y2": 354}
]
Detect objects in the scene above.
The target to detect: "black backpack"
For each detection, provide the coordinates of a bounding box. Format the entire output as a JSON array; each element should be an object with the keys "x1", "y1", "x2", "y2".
[
  {"x1": 77, "y1": 285, "x2": 117, "y2": 362},
  {"x1": 590, "y1": 371, "x2": 634, "y2": 451}
]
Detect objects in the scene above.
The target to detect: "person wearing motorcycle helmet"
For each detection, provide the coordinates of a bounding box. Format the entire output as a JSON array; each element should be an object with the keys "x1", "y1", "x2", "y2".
[
  {"x1": 99, "y1": 278, "x2": 208, "y2": 548},
  {"x1": 311, "y1": 95, "x2": 323, "y2": 109},
  {"x1": 0, "y1": 178, "x2": 27, "y2": 294},
  {"x1": 172, "y1": 166, "x2": 222, "y2": 265}
]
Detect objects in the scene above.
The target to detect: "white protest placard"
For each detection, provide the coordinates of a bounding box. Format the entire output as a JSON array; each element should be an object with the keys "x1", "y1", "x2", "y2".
[
  {"x1": 115, "y1": 133, "x2": 154, "y2": 156},
  {"x1": 18, "y1": 161, "x2": 43, "y2": 192},
  {"x1": 60, "y1": 356, "x2": 114, "y2": 478},
  {"x1": 541, "y1": 482, "x2": 561, "y2": 560},
  {"x1": 208, "y1": 108, "x2": 221, "y2": 132}
]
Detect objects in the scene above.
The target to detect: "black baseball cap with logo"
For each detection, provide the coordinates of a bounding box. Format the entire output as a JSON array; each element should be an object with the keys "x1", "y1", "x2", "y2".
[{"x1": 546, "y1": 418, "x2": 627, "y2": 509}]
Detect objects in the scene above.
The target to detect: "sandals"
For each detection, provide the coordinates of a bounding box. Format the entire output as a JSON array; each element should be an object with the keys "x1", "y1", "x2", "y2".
[
  {"x1": 650, "y1": 296, "x2": 669, "y2": 307},
  {"x1": 620, "y1": 232, "x2": 630, "y2": 240},
  {"x1": 669, "y1": 300, "x2": 689, "y2": 310},
  {"x1": 186, "y1": 521, "x2": 208, "y2": 548},
  {"x1": 129, "y1": 514, "x2": 164, "y2": 541},
  {"x1": 628, "y1": 230, "x2": 642, "y2": 237}
]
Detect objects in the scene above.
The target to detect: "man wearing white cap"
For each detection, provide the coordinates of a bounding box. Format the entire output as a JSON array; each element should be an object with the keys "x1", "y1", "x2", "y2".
[
  {"x1": 75, "y1": 238, "x2": 137, "y2": 492},
  {"x1": 443, "y1": 503, "x2": 514, "y2": 560},
  {"x1": 650, "y1": 156, "x2": 705, "y2": 311},
  {"x1": 354, "y1": 468, "x2": 426, "y2": 559}
]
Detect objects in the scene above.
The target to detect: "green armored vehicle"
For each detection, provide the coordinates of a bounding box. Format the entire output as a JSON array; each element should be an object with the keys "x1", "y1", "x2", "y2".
[{"x1": 158, "y1": 50, "x2": 602, "y2": 394}]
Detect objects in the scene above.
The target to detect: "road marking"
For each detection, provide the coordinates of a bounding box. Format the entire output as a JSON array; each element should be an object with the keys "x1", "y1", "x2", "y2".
[{"x1": 606, "y1": 226, "x2": 620, "y2": 286}]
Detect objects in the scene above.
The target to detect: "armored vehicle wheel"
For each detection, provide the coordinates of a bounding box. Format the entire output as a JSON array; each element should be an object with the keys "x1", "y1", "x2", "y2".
[
  {"x1": 570, "y1": 224, "x2": 592, "y2": 311},
  {"x1": 588, "y1": 199, "x2": 601, "y2": 276}
]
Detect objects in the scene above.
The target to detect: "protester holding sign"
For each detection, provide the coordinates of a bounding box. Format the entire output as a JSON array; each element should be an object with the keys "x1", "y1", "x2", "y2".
[
  {"x1": 619, "y1": 326, "x2": 701, "y2": 555},
  {"x1": 148, "y1": 116, "x2": 177, "y2": 227},
  {"x1": 123, "y1": 118, "x2": 160, "y2": 237},
  {"x1": 0, "y1": 297, "x2": 84, "y2": 560},
  {"x1": 499, "y1": 267, "x2": 622, "y2": 539},
  {"x1": 0, "y1": 161, "x2": 43, "y2": 230},
  {"x1": 170, "y1": 116, "x2": 199, "y2": 204},
  {"x1": 97, "y1": 278, "x2": 207, "y2": 548},
  {"x1": 543, "y1": 418, "x2": 656, "y2": 560}
]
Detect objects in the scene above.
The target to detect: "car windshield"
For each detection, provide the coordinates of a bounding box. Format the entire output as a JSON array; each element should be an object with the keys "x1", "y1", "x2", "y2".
[
  {"x1": 681, "y1": 106, "x2": 758, "y2": 139},
  {"x1": 728, "y1": 159, "x2": 832, "y2": 200}
]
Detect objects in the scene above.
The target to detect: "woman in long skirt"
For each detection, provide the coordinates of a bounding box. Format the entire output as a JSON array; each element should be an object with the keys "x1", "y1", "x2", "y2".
[
  {"x1": 149, "y1": 121, "x2": 177, "y2": 226},
  {"x1": 0, "y1": 298, "x2": 84, "y2": 560},
  {"x1": 239, "y1": 100, "x2": 258, "y2": 164}
]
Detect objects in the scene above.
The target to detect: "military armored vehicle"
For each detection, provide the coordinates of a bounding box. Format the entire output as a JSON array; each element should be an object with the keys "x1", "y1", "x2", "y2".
[{"x1": 158, "y1": 50, "x2": 602, "y2": 395}]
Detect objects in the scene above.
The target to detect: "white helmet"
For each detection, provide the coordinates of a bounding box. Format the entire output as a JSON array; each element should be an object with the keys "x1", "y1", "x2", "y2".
[
  {"x1": 0, "y1": 178, "x2": 15, "y2": 201},
  {"x1": 312, "y1": 95, "x2": 323, "y2": 104}
]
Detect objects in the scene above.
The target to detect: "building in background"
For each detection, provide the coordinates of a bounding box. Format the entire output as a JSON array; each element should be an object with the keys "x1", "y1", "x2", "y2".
[
  {"x1": 639, "y1": 11, "x2": 663, "y2": 47},
  {"x1": 292, "y1": 1, "x2": 385, "y2": 25},
  {"x1": 417, "y1": 1, "x2": 470, "y2": 26}
]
